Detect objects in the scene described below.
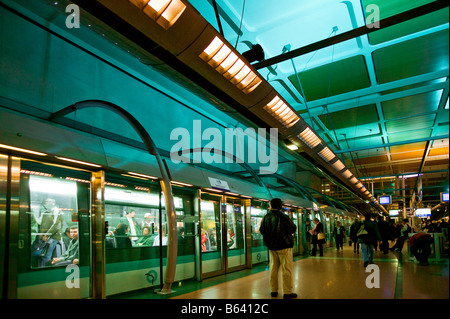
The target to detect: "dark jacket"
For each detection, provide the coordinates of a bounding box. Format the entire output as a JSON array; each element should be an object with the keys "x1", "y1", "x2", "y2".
[
  {"x1": 357, "y1": 220, "x2": 382, "y2": 246},
  {"x1": 333, "y1": 226, "x2": 345, "y2": 238},
  {"x1": 260, "y1": 209, "x2": 297, "y2": 250}
]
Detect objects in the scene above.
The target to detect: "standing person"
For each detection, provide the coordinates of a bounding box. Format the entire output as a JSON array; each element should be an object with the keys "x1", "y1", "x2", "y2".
[
  {"x1": 310, "y1": 218, "x2": 325, "y2": 257},
  {"x1": 357, "y1": 213, "x2": 382, "y2": 267},
  {"x1": 376, "y1": 216, "x2": 391, "y2": 255},
  {"x1": 119, "y1": 209, "x2": 142, "y2": 246},
  {"x1": 350, "y1": 219, "x2": 360, "y2": 254},
  {"x1": 333, "y1": 221, "x2": 345, "y2": 250},
  {"x1": 260, "y1": 198, "x2": 297, "y2": 299}
]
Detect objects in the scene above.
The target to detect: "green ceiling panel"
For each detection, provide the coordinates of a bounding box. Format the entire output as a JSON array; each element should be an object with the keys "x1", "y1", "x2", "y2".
[
  {"x1": 372, "y1": 30, "x2": 449, "y2": 84},
  {"x1": 382, "y1": 90, "x2": 442, "y2": 120},
  {"x1": 289, "y1": 55, "x2": 371, "y2": 101},
  {"x1": 366, "y1": 5, "x2": 448, "y2": 45},
  {"x1": 386, "y1": 114, "x2": 436, "y2": 133},
  {"x1": 318, "y1": 104, "x2": 378, "y2": 130}
]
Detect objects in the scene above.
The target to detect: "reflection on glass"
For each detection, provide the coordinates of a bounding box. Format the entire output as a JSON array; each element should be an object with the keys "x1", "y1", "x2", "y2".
[
  {"x1": 200, "y1": 200, "x2": 218, "y2": 252},
  {"x1": 104, "y1": 186, "x2": 184, "y2": 249},
  {"x1": 28, "y1": 175, "x2": 79, "y2": 268}
]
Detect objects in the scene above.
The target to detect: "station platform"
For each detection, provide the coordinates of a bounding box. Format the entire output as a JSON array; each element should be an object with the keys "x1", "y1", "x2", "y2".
[{"x1": 111, "y1": 243, "x2": 449, "y2": 300}]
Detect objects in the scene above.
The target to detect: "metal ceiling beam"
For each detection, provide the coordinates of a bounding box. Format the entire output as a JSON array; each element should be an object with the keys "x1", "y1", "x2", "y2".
[
  {"x1": 334, "y1": 134, "x2": 449, "y2": 154},
  {"x1": 253, "y1": 0, "x2": 449, "y2": 70}
]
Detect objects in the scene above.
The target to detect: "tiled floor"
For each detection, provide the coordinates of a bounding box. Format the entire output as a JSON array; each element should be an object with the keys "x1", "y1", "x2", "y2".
[{"x1": 111, "y1": 244, "x2": 449, "y2": 299}]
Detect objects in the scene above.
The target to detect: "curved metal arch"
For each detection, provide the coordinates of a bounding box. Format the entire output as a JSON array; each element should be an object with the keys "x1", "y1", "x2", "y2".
[
  {"x1": 179, "y1": 148, "x2": 273, "y2": 199},
  {"x1": 51, "y1": 100, "x2": 177, "y2": 294}
]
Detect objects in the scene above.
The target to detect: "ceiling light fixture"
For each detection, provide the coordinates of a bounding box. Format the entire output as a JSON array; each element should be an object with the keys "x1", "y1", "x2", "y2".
[
  {"x1": 200, "y1": 36, "x2": 262, "y2": 94},
  {"x1": 0, "y1": 143, "x2": 47, "y2": 156},
  {"x1": 263, "y1": 95, "x2": 300, "y2": 128},
  {"x1": 129, "y1": 0, "x2": 186, "y2": 30},
  {"x1": 56, "y1": 157, "x2": 102, "y2": 168},
  {"x1": 298, "y1": 127, "x2": 321, "y2": 148},
  {"x1": 318, "y1": 147, "x2": 335, "y2": 162}
]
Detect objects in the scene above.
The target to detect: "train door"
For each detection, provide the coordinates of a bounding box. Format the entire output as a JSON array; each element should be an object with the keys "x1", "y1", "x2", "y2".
[
  {"x1": 199, "y1": 193, "x2": 247, "y2": 279},
  {"x1": 224, "y1": 196, "x2": 246, "y2": 272},
  {"x1": 3, "y1": 157, "x2": 93, "y2": 298},
  {"x1": 250, "y1": 201, "x2": 268, "y2": 265},
  {"x1": 291, "y1": 209, "x2": 299, "y2": 256}
]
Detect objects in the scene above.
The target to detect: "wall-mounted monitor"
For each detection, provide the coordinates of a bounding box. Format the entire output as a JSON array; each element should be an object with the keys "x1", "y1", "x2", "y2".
[
  {"x1": 415, "y1": 208, "x2": 431, "y2": 218},
  {"x1": 378, "y1": 195, "x2": 392, "y2": 205},
  {"x1": 441, "y1": 192, "x2": 449, "y2": 203},
  {"x1": 389, "y1": 209, "x2": 400, "y2": 216}
]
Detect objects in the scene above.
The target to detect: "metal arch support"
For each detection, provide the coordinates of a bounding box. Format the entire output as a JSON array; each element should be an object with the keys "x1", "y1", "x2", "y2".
[
  {"x1": 179, "y1": 148, "x2": 273, "y2": 200},
  {"x1": 51, "y1": 100, "x2": 178, "y2": 294}
]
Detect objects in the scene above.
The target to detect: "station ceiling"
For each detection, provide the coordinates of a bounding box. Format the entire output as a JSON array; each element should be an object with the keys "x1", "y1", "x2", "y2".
[
  {"x1": 1, "y1": 0, "x2": 448, "y2": 216},
  {"x1": 190, "y1": 0, "x2": 449, "y2": 212}
]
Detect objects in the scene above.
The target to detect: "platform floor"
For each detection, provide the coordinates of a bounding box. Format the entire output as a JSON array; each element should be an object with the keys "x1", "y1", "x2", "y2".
[{"x1": 111, "y1": 244, "x2": 449, "y2": 300}]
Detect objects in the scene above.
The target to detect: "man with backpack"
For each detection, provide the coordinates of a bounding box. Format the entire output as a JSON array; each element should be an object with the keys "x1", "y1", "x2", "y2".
[
  {"x1": 260, "y1": 198, "x2": 297, "y2": 299},
  {"x1": 357, "y1": 213, "x2": 382, "y2": 267}
]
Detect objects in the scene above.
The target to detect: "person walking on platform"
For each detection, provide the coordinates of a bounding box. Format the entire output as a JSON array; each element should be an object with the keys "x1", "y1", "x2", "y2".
[
  {"x1": 350, "y1": 219, "x2": 360, "y2": 254},
  {"x1": 391, "y1": 219, "x2": 411, "y2": 253},
  {"x1": 310, "y1": 218, "x2": 325, "y2": 257},
  {"x1": 357, "y1": 213, "x2": 382, "y2": 267},
  {"x1": 260, "y1": 198, "x2": 297, "y2": 299},
  {"x1": 376, "y1": 216, "x2": 391, "y2": 254},
  {"x1": 333, "y1": 221, "x2": 345, "y2": 250},
  {"x1": 409, "y1": 232, "x2": 434, "y2": 266}
]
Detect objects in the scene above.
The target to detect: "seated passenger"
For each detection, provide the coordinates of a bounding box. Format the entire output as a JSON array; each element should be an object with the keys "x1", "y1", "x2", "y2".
[
  {"x1": 31, "y1": 235, "x2": 55, "y2": 268},
  {"x1": 52, "y1": 226, "x2": 79, "y2": 266},
  {"x1": 114, "y1": 223, "x2": 132, "y2": 248},
  {"x1": 136, "y1": 226, "x2": 154, "y2": 246},
  {"x1": 153, "y1": 227, "x2": 168, "y2": 246}
]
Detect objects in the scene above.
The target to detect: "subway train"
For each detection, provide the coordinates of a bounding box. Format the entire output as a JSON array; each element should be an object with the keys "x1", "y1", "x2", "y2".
[{"x1": 1, "y1": 142, "x2": 357, "y2": 299}]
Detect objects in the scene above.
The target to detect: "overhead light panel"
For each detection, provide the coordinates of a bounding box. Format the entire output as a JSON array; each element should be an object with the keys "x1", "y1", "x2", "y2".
[
  {"x1": 129, "y1": 0, "x2": 186, "y2": 30},
  {"x1": 318, "y1": 147, "x2": 335, "y2": 162},
  {"x1": 349, "y1": 176, "x2": 358, "y2": 184},
  {"x1": 0, "y1": 143, "x2": 47, "y2": 156},
  {"x1": 342, "y1": 169, "x2": 353, "y2": 179},
  {"x1": 263, "y1": 96, "x2": 300, "y2": 128},
  {"x1": 331, "y1": 160, "x2": 345, "y2": 172},
  {"x1": 298, "y1": 127, "x2": 321, "y2": 148},
  {"x1": 200, "y1": 36, "x2": 262, "y2": 94},
  {"x1": 56, "y1": 157, "x2": 102, "y2": 168}
]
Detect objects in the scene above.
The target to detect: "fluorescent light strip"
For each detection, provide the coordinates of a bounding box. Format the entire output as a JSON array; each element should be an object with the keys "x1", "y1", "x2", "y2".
[
  {"x1": 203, "y1": 188, "x2": 223, "y2": 193},
  {"x1": 0, "y1": 143, "x2": 47, "y2": 156},
  {"x1": 56, "y1": 157, "x2": 101, "y2": 168},
  {"x1": 318, "y1": 147, "x2": 335, "y2": 162},
  {"x1": 332, "y1": 160, "x2": 345, "y2": 172},
  {"x1": 20, "y1": 170, "x2": 52, "y2": 177},
  {"x1": 105, "y1": 182, "x2": 126, "y2": 188},
  {"x1": 65, "y1": 177, "x2": 90, "y2": 184},
  {"x1": 135, "y1": 186, "x2": 150, "y2": 192},
  {"x1": 349, "y1": 177, "x2": 358, "y2": 184},
  {"x1": 200, "y1": 37, "x2": 262, "y2": 94},
  {"x1": 263, "y1": 96, "x2": 300, "y2": 128},
  {"x1": 298, "y1": 127, "x2": 321, "y2": 148},
  {"x1": 129, "y1": 0, "x2": 186, "y2": 30},
  {"x1": 342, "y1": 169, "x2": 353, "y2": 179},
  {"x1": 171, "y1": 181, "x2": 193, "y2": 187},
  {"x1": 127, "y1": 171, "x2": 159, "y2": 180}
]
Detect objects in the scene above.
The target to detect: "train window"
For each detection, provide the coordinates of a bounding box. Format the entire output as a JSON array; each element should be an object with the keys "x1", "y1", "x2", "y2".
[
  {"x1": 104, "y1": 185, "x2": 184, "y2": 249},
  {"x1": 27, "y1": 175, "x2": 80, "y2": 269},
  {"x1": 200, "y1": 200, "x2": 220, "y2": 252},
  {"x1": 225, "y1": 204, "x2": 244, "y2": 250},
  {"x1": 250, "y1": 207, "x2": 266, "y2": 240}
]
